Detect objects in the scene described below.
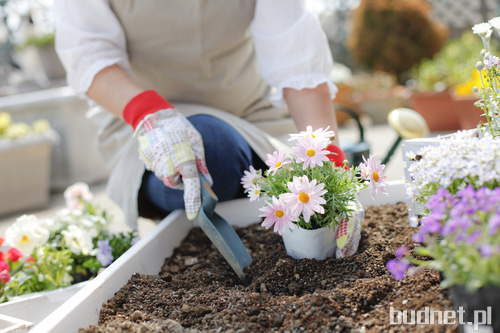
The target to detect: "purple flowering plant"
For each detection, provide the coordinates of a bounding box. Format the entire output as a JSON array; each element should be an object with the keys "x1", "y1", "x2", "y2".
[
  {"x1": 241, "y1": 127, "x2": 388, "y2": 235},
  {"x1": 388, "y1": 185, "x2": 500, "y2": 291}
]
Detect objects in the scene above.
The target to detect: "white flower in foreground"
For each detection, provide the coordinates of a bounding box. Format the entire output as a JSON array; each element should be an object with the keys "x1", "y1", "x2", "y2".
[
  {"x1": 5, "y1": 215, "x2": 50, "y2": 256},
  {"x1": 472, "y1": 22, "x2": 493, "y2": 38},
  {"x1": 360, "y1": 154, "x2": 389, "y2": 200},
  {"x1": 259, "y1": 196, "x2": 296, "y2": 235},
  {"x1": 64, "y1": 182, "x2": 93, "y2": 210},
  {"x1": 280, "y1": 176, "x2": 327, "y2": 223},
  {"x1": 265, "y1": 148, "x2": 290, "y2": 176},
  {"x1": 240, "y1": 165, "x2": 262, "y2": 193},
  {"x1": 292, "y1": 136, "x2": 330, "y2": 170},
  {"x1": 248, "y1": 184, "x2": 262, "y2": 202},
  {"x1": 472, "y1": 22, "x2": 493, "y2": 52},
  {"x1": 489, "y1": 17, "x2": 500, "y2": 35},
  {"x1": 288, "y1": 126, "x2": 335, "y2": 146},
  {"x1": 61, "y1": 224, "x2": 95, "y2": 255}
]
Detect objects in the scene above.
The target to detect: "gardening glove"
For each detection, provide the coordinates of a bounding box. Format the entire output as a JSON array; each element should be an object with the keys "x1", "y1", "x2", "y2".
[
  {"x1": 123, "y1": 90, "x2": 212, "y2": 220},
  {"x1": 336, "y1": 200, "x2": 364, "y2": 258},
  {"x1": 326, "y1": 143, "x2": 348, "y2": 168}
]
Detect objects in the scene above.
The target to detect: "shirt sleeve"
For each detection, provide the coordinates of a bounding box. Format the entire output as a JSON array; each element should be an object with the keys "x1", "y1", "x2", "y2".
[
  {"x1": 251, "y1": 0, "x2": 338, "y2": 107},
  {"x1": 53, "y1": 0, "x2": 130, "y2": 97}
]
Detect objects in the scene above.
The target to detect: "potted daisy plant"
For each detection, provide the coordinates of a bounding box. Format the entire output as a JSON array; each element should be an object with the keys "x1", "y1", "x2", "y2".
[{"x1": 241, "y1": 127, "x2": 388, "y2": 260}]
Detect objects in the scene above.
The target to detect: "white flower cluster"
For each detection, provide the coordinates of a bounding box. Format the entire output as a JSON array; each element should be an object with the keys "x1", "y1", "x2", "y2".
[
  {"x1": 406, "y1": 130, "x2": 500, "y2": 204},
  {"x1": 472, "y1": 17, "x2": 500, "y2": 137}
]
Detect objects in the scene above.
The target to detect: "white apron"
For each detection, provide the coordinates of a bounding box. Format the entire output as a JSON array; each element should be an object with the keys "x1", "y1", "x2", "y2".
[{"x1": 90, "y1": 0, "x2": 297, "y2": 228}]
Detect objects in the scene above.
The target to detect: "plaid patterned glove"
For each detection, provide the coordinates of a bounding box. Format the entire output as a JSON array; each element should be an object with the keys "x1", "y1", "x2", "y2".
[{"x1": 124, "y1": 90, "x2": 212, "y2": 220}]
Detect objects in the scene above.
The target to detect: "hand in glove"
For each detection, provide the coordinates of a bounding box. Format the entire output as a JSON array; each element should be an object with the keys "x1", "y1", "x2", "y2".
[{"x1": 123, "y1": 90, "x2": 212, "y2": 220}]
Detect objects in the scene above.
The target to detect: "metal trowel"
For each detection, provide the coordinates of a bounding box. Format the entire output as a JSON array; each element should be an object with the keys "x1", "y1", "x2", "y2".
[{"x1": 197, "y1": 177, "x2": 252, "y2": 284}]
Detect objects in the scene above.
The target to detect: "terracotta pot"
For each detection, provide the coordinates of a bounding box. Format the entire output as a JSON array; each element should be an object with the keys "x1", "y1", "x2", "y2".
[
  {"x1": 452, "y1": 95, "x2": 485, "y2": 130},
  {"x1": 409, "y1": 90, "x2": 461, "y2": 132}
]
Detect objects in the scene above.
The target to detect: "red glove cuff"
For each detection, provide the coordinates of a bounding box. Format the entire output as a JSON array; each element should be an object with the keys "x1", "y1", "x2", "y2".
[
  {"x1": 326, "y1": 143, "x2": 347, "y2": 169},
  {"x1": 123, "y1": 90, "x2": 173, "y2": 129}
]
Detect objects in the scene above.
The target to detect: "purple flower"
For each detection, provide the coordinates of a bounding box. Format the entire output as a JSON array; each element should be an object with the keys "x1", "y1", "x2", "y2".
[
  {"x1": 96, "y1": 240, "x2": 113, "y2": 267},
  {"x1": 412, "y1": 232, "x2": 426, "y2": 244},
  {"x1": 395, "y1": 245, "x2": 409, "y2": 259},
  {"x1": 442, "y1": 217, "x2": 471, "y2": 236},
  {"x1": 479, "y1": 244, "x2": 494, "y2": 257},
  {"x1": 466, "y1": 230, "x2": 481, "y2": 245},
  {"x1": 426, "y1": 188, "x2": 453, "y2": 214},
  {"x1": 387, "y1": 259, "x2": 411, "y2": 281},
  {"x1": 419, "y1": 215, "x2": 442, "y2": 234},
  {"x1": 488, "y1": 215, "x2": 500, "y2": 234}
]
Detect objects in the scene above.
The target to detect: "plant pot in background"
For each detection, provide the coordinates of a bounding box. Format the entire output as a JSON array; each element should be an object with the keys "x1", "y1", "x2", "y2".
[
  {"x1": 410, "y1": 90, "x2": 461, "y2": 132},
  {"x1": 449, "y1": 284, "x2": 500, "y2": 332},
  {"x1": 282, "y1": 224, "x2": 340, "y2": 260},
  {"x1": 352, "y1": 86, "x2": 409, "y2": 125},
  {"x1": 452, "y1": 95, "x2": 485, "y2": 130},
  {"x1": 0, "y1": 134, "x2": 54, "y2": 216}
]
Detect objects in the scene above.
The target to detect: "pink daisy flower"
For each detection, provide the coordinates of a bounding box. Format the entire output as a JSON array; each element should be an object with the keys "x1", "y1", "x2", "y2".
[
  {"x1": 292, "y1": 136, "x2": 330, "y2": 170},
  {"x1": 248, "y1": 184, "x2": 262, "y2": 202},
  {"x1": 288, "y1": 126, "x2": 335, "y2": 146},
  {"x1": 360, "y1": 154, "x2": 389, "y2": 199},
  {"x1": 281, "y1": 176, "x2": 327, "y2": 223},
  {"x1": 240, "y1": 166, "x2": 262, "y2": 193},
  {"x1": 265, "y1": 148, "x2": 290, "y2": 176},
  {"x1": 259, "y1": 196, "x2": 296, "y2": 235}
]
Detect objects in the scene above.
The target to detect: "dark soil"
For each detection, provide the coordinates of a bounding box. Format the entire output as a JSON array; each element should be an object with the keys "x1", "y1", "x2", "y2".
[{"x1": 80, "y1": 203, "x2": 457, "y2": 332}]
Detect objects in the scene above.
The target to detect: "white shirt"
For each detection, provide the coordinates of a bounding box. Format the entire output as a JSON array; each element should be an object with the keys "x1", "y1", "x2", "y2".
[{"x1": 53, "y1": 0, "x2": 337, "y2": 107}]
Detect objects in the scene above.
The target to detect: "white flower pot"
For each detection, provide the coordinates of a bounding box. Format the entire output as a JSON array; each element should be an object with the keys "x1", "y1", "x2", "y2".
[{"x1": 282, "y1": 224, "x2": 339, "y2": 260}]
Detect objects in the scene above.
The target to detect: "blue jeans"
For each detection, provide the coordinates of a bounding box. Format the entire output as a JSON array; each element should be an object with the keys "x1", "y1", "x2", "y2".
[{"x1": 141, "y1": 114, "x2": 265, "y2": 217}]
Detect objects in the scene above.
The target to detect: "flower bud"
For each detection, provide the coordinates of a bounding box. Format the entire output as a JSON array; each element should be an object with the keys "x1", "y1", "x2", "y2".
[
  {"x1": 480, "y1": 49, "x2": 487, "y2": 58},
  {"x1": 472, "y1": 86, "x2": 479, "y2": 93},
  {"x1": 475, "y1": 61, "x2": 485, "y2": 70}
]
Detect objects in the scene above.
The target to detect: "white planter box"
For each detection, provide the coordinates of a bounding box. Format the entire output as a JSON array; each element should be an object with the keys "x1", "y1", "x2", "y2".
[
  {"x1": 0, "y1": 314, "x2": 33, "y2": 333},
  {"x1": 0, "y1": 135, "x2": 53, "y2": 216},
  {"x1": 0, "y1": 282, "x2": 88, "y2": 331},
  {"x1": 0, "y1": 87, "x2": 109, "y2": 190},
  {"x1": 29, "y1": 181, "x2": 406, "y2": 333}
]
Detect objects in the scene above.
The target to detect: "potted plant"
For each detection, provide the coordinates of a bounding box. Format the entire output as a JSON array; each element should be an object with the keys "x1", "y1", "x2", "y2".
[
  {"x1": 397, "y1": 126, "x2": 500, "y2": 331},
  {"x1": 241, "y1": 127, "x2": 388, "y2": 260},
  {"x1": 387, "y1": 186, "x2": 500, "y2": 332},
  {"x1": 410, "y1": 31, "x2": 485, "y2": 132},
  {"x1": 0, "y1": 182, "x2": 139, "y2": 303},
  {"x1": 0, "y1": 111, "x2": 57, "y2": 216}
]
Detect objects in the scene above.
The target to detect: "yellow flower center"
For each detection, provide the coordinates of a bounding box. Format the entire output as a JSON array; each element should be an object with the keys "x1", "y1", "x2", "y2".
[
  {"x1": 275, "y1": 161, "x2": 282, "y2": 168},
  {"x1": 373, "y1": 170, "x2": 380, "y2": 183},
  {"x1": 275, "y1": 210, "x2": 284, "y2": 218},
  {"x1": 21, "y1": 235, "x2": 29, "y2": 242},
  {"x1": 298, "y1": 192, "x2": 310, "y2": 203},
  {"x1": 306, "y1": 149, "x2": 316, "y2": 157},
  {"x1": 254, "y1": 189, "x2": 260, "y2": 195}
]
